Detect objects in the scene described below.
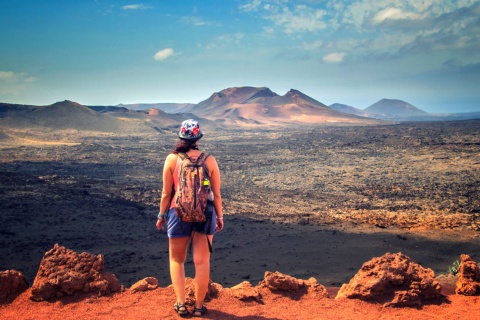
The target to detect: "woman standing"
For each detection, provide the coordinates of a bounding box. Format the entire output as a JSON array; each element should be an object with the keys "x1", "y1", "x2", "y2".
[{"x1": 156, "y1": 119, "x2": 224, "y2": 317}]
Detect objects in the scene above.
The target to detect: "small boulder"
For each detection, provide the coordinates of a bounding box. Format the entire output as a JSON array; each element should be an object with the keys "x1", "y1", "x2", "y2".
[
  {"x1": 260, "y1": 271, "x2": 301, "y2": 291},
  {"x1": 335, "y1": 252, "x2": 442, "y2": 307},
  {"x1": 455, "y1": 254, "x2": 480, "y2": 295},
  {"x1": 0, "y1": 270, "x2": 29, "y2": 304},
  {"x1": 30, "y1": 244, "x2": 123, "y2": 301},
  {"x1": 258, "y1": 271, "x2": 328, "y2": 298},
  {"x1": 130, "y1": 277, "x2": 159, "y2": 293},
  {"x1": 228, "y1": 281, "x2": 262, "y2": 302}
]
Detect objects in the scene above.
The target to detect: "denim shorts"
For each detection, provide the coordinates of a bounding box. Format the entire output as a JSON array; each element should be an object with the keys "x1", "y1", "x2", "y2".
[{"x1": 165, "y1": 207, "x2": 217, "y2": 238}]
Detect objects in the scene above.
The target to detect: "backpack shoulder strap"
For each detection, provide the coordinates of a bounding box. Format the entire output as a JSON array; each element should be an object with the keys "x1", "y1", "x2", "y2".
[
  {"x1": 178, "y1": 152, "x2": 189, "y2": 161},
  {"x1": 197, "y1": 152, "x2": 210, "y2": 163}
]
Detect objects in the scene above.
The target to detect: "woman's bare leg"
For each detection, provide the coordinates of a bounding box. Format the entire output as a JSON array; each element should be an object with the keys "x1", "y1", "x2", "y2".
[
  {"x1": 169, "y1": 236, "x2": 190, "y2": 304},
  {"x1": 191, "y1": 233, "x2": 213, "y2": 309}
]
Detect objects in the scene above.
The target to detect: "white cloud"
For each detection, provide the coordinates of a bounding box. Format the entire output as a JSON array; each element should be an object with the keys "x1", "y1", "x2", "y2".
[
  {"x1": 121, "y1": 4, "x2": 151, "y2": 10},
  {"x1": 372, "y1": 7, "x2": 423, "y2": 25},
  {"x1": 323, "y1": 52, "x2": 346, "y2": 63},
  {"x1": 153, "y1": 48, "x2": 174, "y2": 61}
]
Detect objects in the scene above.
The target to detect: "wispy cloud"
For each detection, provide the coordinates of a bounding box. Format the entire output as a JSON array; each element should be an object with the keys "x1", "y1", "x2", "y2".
[
  {"x1": 239, "y1": 0, "x2": 480, "y2": 66},
  {"x1": 0, "y1": 71, "x2": 35, "y2": 82},
  {"x1": 121, "y1": 4, "x2": 151, "y2": 11},
  {"x1": 181, "y1": 16, "x2": 209, "y2": 26},
  {"x1": 205, "y1": 33, "x2": 245, "y2": 50},
  {"x1": 301, "y1": 40, "x2": 323, "y2": 51},
  {"x1": 266, "y1": 5, "x2": 327, "y2": 34},
  {"x1": 241, "y1": 2, "x2": 327, "y2": 34},
  {"x1": 153, "y1": 48, "x2": 174, "y2": 61},
  {"x1": 0, "y1": 71, "x2": 16, "y2": 81},
  {"x1": 239, "y1": 0, "x2": 263, "y2": 12}
]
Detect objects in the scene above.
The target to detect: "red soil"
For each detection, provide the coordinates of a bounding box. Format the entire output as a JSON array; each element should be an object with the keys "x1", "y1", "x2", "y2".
[{"x1": 1, "y1": 281, "x2": 479, "y2": 320}]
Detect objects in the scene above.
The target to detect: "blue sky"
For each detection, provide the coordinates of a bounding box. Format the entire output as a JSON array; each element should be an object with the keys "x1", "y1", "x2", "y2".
[{"x1": 1, "y1": 0, "x2": 479, "y2": 113}]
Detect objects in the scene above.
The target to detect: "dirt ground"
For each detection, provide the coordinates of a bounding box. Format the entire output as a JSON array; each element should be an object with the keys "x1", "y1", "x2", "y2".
[{"x1": 1, "y1": 277, "x2": 480, "y2": 320}]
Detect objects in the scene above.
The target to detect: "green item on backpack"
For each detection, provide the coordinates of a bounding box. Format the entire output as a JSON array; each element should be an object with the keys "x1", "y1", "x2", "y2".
[{"x1": 174, "y1": 152, "x2": 212, "y2": 222}]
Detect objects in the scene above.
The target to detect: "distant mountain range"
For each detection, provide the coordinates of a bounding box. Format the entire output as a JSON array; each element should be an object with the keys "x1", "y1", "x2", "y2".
[
  {"x1": 1, "y1": 87, "x2": 479, "y2": 139},
  {"x1": 330, "y1": 99, "x2": 480, "y2": 121},
  {"x1": 115, "y1": 103, "x2": 194, "y2": 113}
]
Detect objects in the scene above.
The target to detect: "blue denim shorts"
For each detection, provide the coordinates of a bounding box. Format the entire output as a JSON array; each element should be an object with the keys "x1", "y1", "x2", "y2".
[{"x1": 165, "y1": 207, "x2": 217, "y2": 238}]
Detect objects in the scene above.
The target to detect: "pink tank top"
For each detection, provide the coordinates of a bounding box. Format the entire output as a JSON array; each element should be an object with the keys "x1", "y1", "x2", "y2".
[{"x1": 169, "y1": 155, "x2": 181, "y2": 209}]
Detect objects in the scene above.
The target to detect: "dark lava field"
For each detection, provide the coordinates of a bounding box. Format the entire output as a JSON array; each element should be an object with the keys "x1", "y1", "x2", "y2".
[{"x1": 1, "y1": 120, "x2": 479, "y2": 287}]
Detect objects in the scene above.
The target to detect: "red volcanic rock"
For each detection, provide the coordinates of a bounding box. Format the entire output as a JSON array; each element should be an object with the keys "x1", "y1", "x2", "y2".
[
  {"x1": 147, "y1": 108, "x2": 160, "y2": 115},
  {"x1": 260, "y1": 271, "x2": 301, "y2": 291},
  {"x1": 130, "y1": 277, "x2": 159, "y2": 293},
  {"x1": 258, "y1": 271, "x2": 328, "y2": 298},
  {"x1": 335, "y1": 252, "x2": 442, "y2": 307},
  {"x1": 228, "y1": 281, "x2": 262, "y2": 302},
  {"x1": 0, "y1": 270, "x2": 29, "y2": 304},
  {"x1": 30, "y1": 244, "x2": 123, "y2": 301},
  {"x1": 455, "y1": 254, "x2": 480, "y2": 295}
]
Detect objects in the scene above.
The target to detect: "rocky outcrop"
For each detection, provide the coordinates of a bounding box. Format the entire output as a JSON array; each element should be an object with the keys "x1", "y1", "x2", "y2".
[
  {"x1": 335, "y1": 252, "x2": 442, "y2": 307},
  {"x1": 455, "y1": 254, "x2": 480, "y2": 295},
  {"x1": 30, "y1": 244, "x2": 123, "y2": 301},
  {"x1": 0, "y1": 270, "x2": 29, "y2": 304},
  {"x1": 258, "y1": 271, "x2": 328, "y2": 298},
  {"x1": 130, "y1": 277, "x2": 159, "y2": 293}
]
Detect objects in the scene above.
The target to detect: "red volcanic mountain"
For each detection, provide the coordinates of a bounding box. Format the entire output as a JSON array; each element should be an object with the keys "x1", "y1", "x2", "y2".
[{"x1": 189, "y1": 87, "x2": 383, "y2": 125}]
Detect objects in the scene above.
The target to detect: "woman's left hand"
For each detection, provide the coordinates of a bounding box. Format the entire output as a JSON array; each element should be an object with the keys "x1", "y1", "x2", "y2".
[{"x1": 156, "y1": 218, "x2": 166, "y2": 231}]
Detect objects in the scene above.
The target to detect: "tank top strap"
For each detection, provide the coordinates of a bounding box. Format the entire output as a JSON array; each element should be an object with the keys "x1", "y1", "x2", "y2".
[{"x1": 169, "y1": 154, "x2": 182, "y2": 209}]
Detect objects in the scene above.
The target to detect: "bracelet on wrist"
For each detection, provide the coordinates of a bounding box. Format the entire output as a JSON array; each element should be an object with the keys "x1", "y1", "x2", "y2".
[{"x1": 157, "y1": 211, "x2": 167, "y2": 220}]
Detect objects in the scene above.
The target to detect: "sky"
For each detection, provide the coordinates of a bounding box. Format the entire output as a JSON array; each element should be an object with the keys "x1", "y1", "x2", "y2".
[{"x1": 1, "y1": 0, "x2": 479, "y2": 113}]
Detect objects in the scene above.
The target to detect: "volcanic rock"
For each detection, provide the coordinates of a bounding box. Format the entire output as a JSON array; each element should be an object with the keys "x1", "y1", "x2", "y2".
[
  {"x1": 30, "y1": 244, "x2": 123, "y2": 301},
  {"x1": 335, "y1": 252, "x2": 442, "y2": 307},
  {"x1": 228, "y1": 281, "x2": 262, "y2": 302},
  {"x1": 0, "y1": 270, "x2": 29, "y2": 304},
  {"x1": 130, "y1": 277, "x2": 159, "y2": 293},
  {"x1": 455, "y1": 254, "x2": 480, "y2": 295},
  {"x1": 258, "y1": 271, "x2": 328, "y2": 298}
]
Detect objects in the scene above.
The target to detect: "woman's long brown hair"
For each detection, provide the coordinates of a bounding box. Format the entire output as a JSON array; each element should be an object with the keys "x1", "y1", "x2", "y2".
[{"x1": 171, "y1": 139, "x2": 199, "y2": 154}]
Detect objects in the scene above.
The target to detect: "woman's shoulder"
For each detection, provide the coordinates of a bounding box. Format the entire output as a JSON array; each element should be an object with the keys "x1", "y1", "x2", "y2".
[
  {"x1": 204, "y1": 153, "x2": 218, "y2": 167},
  {"x1": 165, "y1": 153, "x2": 179, "y2": 163}
]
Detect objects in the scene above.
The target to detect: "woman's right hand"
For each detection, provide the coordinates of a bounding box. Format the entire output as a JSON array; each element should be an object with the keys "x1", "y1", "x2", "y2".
[{"x1": 216, "y1": 217, "x2": 224, "y2": 232}]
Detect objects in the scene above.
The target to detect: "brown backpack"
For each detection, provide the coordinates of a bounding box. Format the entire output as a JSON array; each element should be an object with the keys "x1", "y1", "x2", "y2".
[{"x1": 174, "y1": 152, "x2": 211, "y2": 222}]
